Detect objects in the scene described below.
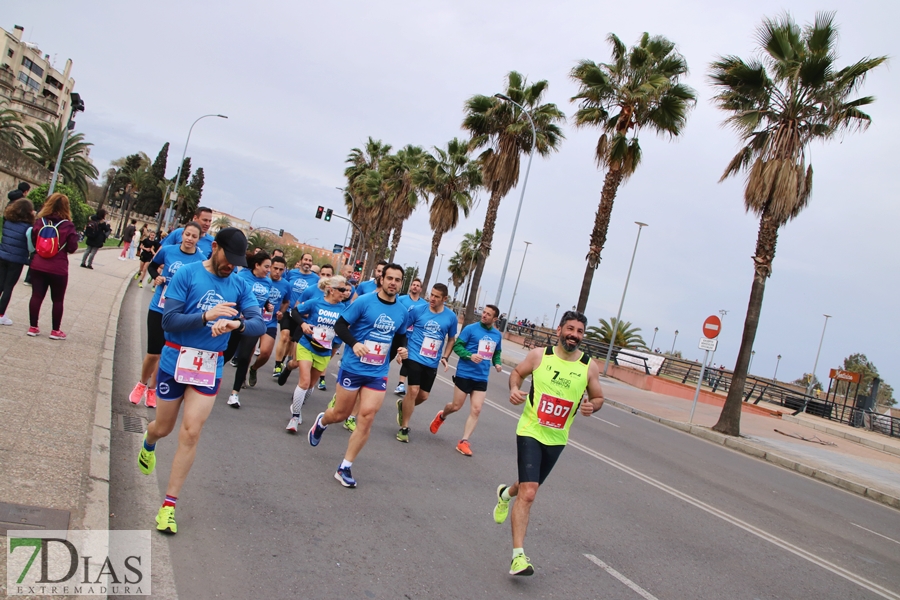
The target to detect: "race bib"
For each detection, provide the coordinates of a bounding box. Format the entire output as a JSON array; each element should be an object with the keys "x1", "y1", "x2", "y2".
[
  {"x1": 263, "y1": 307, "x2": 274, "y2": 322},
  {"x1": 158, "y1": 285, "x2": 167, "y2": 309},
  {"x1": 174, "y1": 346, "x2": 218, "y2": 387},
  {"x1": 420, "y1": 337, "x2": 440, "y2": 359},
  {"x1": 536, "y1": 393, "x2": 574, "y2": 429},
  {"x1": 360, "y1": 339, "x2": 387, "y2": 365},
  {"x1": 477, "y1": 339, "x2": 494, "y2": 359},
  {"x1": 312, "y1": 325, "x2": 334, "y2": 350}
]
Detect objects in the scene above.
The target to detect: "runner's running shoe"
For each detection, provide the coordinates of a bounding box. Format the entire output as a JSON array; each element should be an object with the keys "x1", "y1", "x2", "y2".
[
  {"x1": 129, "y1": 382, "x2": 148, "y2": 405},
  {"x1": 328, "y1": 395, "x2": 336, "y2": 409},
  {"x1": 49, "y1": 330, "x2": 66, "y2": 340},
  {"x1": 227, "y1": 394, "x2": 241, "y2": 408},
  {"x1": 156, "y1": 506, "x2": 177, "y2": 534},
  {"x1": 396, "y1": 428, "x2": 409, "y2": 443},
  {"x1": 308, "y1": 412, "x2": 326, "y2": 446},
  {"x1": 429, "y1": 411, "x2": 445, "y2": 434},
  {"x1": 334, "y1": 466, "x2": 357, "y2": 488},
  {"x1": 229, "y1": 357, "x2": 238, "y2": 368},
  {"x1": 394, "y1": 382, "x2": 406, "y2": 396},
  {"x1": 456, "y1": 440, "x2": 473, "y2": 457},
  {"x1": 510, "y1": 554, "x2": 534, "y2": 576},
  {"x1": 396, "y1": 398, "x2": 403, "y2": 426},
  {"x1": 273, "y1": 363, "x2": 283, "y2": 378},
  {"x1": 26, "y1": 326, "x2": 39, "y2": 336},
  {"x1": 343, "y1": 416, "x2": 357, "y2": 432},
  {"x1": 248, "y1": 367, "x2": 258, "y2": 387},
  {"x1": 277, "y1": 365, "x2": 292, "y2": 387},
  {"x1": 286, "y1": 415, "x2": 301, "y2": 433},
  {"x1": 0, "y1": 314, "x2": 12, "y2": 326},
  {"x1": 493, "y1": 485, "x2": 510, "y2": 524},
  {"x1": 138, "y1": 434, "x2": 156, "y2": 475},
  {"x1": 138, "y1": 281, "x2": 143, "y2": 288},
  {"x1": 317, "y1": 377, "x2": 326, "y2": 391},
  {"x1": 146, "y1": 389, "x2": 157, "y2": 408}
]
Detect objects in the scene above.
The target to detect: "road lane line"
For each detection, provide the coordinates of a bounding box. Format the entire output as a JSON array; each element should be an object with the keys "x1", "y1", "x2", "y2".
[
  {"x1": 584, "y1": 555, "x2": 659, "y2": 600},
  {"x1": 593, "y1": 417, "x2": 620, "y2": 427},
  {"x1": 852, "y1": 523, "x2": 900, "y2": 546},
  {"x1": 481, "y1": 398, "x2": 900, "y2": 600}
]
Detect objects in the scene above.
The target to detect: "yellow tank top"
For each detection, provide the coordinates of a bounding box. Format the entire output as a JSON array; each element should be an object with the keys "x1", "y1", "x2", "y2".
[{"x1": 516, "y1": 346, "x2": 591, "y2": 446}]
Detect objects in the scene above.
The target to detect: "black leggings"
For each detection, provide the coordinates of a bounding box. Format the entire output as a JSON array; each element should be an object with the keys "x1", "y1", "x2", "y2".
[
  {"x1": 29, "y1": 270, "x2": 68, "y2": 330},
  {"x1": 0, "y1": 258, "x2": 25, "y2": 316},
  {"x1": 516, "y1": 435, "x2": 565, "y2": 485},
  {"x1": 225, "y1": 330, "x2": 260, "y2": 392}
]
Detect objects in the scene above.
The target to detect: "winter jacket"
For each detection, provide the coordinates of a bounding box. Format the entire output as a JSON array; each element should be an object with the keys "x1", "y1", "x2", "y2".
[
  {"x1": 0, "y1": 219, "x2": 32, "y2": 264},
  {"x1": 84, "y1": 214, "x2": 112, "y2": 248},
  {"x1": 122, "y1": 224, "x2": 136, "y2": 243},
  {"x1": 30, "y1": 215, "x2": 79, "y2": 276}
]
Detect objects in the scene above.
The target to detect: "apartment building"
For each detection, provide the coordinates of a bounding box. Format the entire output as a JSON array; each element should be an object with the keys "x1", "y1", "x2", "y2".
[{"x1": 0, "y1": 24, "x2": 75, "y2": 129}]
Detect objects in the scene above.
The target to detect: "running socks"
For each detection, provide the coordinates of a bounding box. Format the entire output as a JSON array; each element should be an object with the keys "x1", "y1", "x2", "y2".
[
  {"x1": 163, "y1": 495, "x2": 177, "y2": 508},
  {"x1": 143, "y1": 438, "x2": 156, "y2": 452},
  {"x1": 340, "y1": 459, "x2": 352, "y2": 470},
  {"x1": 292, "y1": 387, "x2": 307, "y2": 415},
  {"x1": 500, "y1": 486, "x2": 512, "y2": 502},
  {"x1": 512, "y1": 548, "x2": 525, "y2": 559}
]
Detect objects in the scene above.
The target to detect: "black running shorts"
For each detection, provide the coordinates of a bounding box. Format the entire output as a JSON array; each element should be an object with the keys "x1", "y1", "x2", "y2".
[
  {"x1": 147, "y1": 309, "x2": 165, "y2": 355},
  {"x1": 516, "y1": 435, "x2": 565, "y2": 485},
  {"x1": 403, "y1": 358, "x2": 438, "y2": 393},
  {"x1": 452, "y1": 375, "x2": 487, "y2": 395}
]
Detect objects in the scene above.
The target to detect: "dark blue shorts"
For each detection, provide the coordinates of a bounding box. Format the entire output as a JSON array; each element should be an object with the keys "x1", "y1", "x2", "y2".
[
  {"x1": 337, "y1": 368, "x2": 387, "y2": 392},
  {"x1": 156, "y1": 368, "x2": 222, "y2": 400}
]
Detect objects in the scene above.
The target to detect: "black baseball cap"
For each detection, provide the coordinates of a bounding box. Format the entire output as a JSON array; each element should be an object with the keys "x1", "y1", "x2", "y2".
[{"x1": 215, "y1": 227, "x2": 248, "y2": 267}]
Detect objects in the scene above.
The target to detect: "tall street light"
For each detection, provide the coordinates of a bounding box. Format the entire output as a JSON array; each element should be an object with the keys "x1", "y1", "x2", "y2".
[
  {"x1": 671, "y1": 330, "x2": 679, "y2": 354},
  {"x1": 806, "y1": 314, "x2": 832, "y2": 396},
  {"x1": 748, "y1": 350, "x2": 756, "y2": 373},
  {"x1": 773, "y1": 354, "x2": 782, "y2": 382},
  {"x1": 436, "y1": 253, "x2": 445, "y2": 284},
  {"x1": 336, "y1": 187, "x2": 357, "y2": 257},
  {"x1": 168, "y1": 113, "x2": 227, "y2": 229},
  {"x1": 493, "y1": 93, "x2": 536, "y2": 308},
  {"x1": 552, "y1": 303, "x2": 560, "y2": 327},
  {"x1": 650, "y1": 327, "x2": 658, "y2": 352},
  {"x1": 250, "y1": 205, "x2": 273, "y2": 229},
  {"x1": 602, "y1": 222, "x2": 648, "y2": 376},
  {"x1": 506, "y1": 241, "x2": 532, "y2": 329}
]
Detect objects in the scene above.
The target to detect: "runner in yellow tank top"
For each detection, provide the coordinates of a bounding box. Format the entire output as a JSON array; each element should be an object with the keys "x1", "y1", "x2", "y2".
[{"x1": 493, "y1": 310, "x2": 605, "y2": 576}]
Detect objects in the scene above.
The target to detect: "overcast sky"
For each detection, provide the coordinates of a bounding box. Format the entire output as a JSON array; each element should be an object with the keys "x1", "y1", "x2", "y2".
[{"x1": 7, "y1": 1, "x2": 899, "y2": 394}]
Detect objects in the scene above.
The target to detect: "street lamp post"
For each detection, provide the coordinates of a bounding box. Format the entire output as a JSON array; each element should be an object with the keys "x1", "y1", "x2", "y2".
[
  {"x1": 436, "y1": 253, "x2": 444, "y2": 285},
  {"x1": 552, "y1": 303, "x2": 560, "y2": 327},
  {"x1": 748, "y1": 350, "x2": 756, "y2": 373},
  {"x1": 671, "y1": 330, "x2": 679, "y2": 354},
  {"x1": 650, "y1": 327, "x2": 658, "y2": 352},
  {"x1": 493, "y1": 93, "x2": 536, "y2": 308},
  {"x1": 806, "y1": 314, "x2": 832, "y2": 397},
  {"x1": 602, "y1": 222, "x2": 648, "y2": 376},
  {"x1": 506, "y1": 241, "x2": 532, "y2": 329},
  {"x1": 773, "y1": 354, "x2": 782, "y2": 382},
  {"x1": 167, "y1": 113, "x2": 227, "y2": 230},
  {"x1": 249, "y1": 205, "x2": 274, "y2": 229}
]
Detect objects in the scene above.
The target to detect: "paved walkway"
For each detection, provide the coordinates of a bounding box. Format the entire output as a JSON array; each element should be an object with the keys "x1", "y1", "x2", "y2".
[{"x1": 0, "y1": 247, "x2": 137, "y2": 593}]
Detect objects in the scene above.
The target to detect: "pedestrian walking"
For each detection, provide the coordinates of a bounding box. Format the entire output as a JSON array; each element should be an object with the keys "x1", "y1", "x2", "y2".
[
  {"x1": 80, "y1": 209, "x2": 111, "y2": 269},
  {"x1": 135, "y1": 230, "x2": 160, "y2": 288},
  {"x1": 0, "y1": 198, "x2": 35, "y2": 325},
  {"x1": 27, "y1": 193, "x2": 79, "y2": 339},
  {"x1": 119, "y1": 219, "x2": 137, "y2": 260}
]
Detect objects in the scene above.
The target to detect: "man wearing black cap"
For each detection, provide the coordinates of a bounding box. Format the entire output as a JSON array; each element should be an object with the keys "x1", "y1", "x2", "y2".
[{"x1": 137, "y1": 228, "x2": 265, "y2": 535}]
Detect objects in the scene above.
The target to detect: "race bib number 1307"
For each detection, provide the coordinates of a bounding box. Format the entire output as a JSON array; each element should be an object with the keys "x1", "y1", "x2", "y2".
[{"x1": 536, "y1": 393, "x2": 574, "y2": 429}]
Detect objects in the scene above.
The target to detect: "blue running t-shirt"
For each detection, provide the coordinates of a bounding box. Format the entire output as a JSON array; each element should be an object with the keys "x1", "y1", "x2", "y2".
[
  {"x1": 287, "y1": 271, "x2": 320, "y2": 301},
  {"x1": 268, "y1": 276, "x2": 292, "y2": 323},
  {"x1": 454, "y1": 322, "x2": 503, "y2": 382},
  {"x1": 238, "y1": 269, "x2": 275, "y2": 325},
  {"x1": 293, "y1": 282, "x2": 324, "y2": 307},
  {"x1": 149, "y1": 245, "x2": 207, "y2": 314},
  {"x1": 160, "y1": 228, "x2": 214, "y2": 257},
  {"x1": 406, "y1": 304, "x2": 459, "y2": 368},
  {"x1": 296, "y1": 297, "x2": 348, "y2": 357},
  {"x1": 160, "y1": 261, "x2": 262, "y2": 378},
  {"x1": 338, "y1": 293, "x2": 410, "y2": 377},
  {"x1": 398, "y1": 295, "x2": 427, "y2": 311},
  {"x1": 355, "y1": 279, "x2": 377, "y2": 296}
]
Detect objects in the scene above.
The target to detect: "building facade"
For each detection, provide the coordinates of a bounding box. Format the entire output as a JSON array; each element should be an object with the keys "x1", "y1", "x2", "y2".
[{"x1": 1, "y1": 24, "x2": 75, "y2": 130}]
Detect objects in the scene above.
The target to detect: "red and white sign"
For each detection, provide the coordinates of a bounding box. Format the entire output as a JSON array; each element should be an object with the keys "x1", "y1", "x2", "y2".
[{"x1": 703, "y1": 315, "x2": 721, "y2": 339}]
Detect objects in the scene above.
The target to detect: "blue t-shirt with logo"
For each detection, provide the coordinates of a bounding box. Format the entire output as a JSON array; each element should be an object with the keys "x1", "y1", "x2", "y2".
[
  {"x1": 238, "y1": 269, "x2": 275, "y2": 326},
  {"x1": 287, "y1": 271, "x2": 320, "y2": 302},
  {"x1": 356, "y1": 279, "x2": 377, "y2": 296},
  {"x1": 398, "y1": 295, "x2": 427, "y2": 311},
  {"x1": 268, "y1": 276, "x2": 292, "y2": 325},
  {"x1": 406, "y1": 304, "x2": 459, "y2": 368},
  {"x1": 296, "y1": 297, "x2": 347, "y2": 357},
  {"x1": 293, "y1": 282, "x2": 324, "y2": 307},
  {"x1": 160, "y1": 261, "x2": 261, "y2": 378},
  {"x1": 454, "y1": 322, "x2": 503, "y2": 382},
  {"x1": 160, "y1": 228, "x2": 214, "y2": 257},
  {"x1": 149, "y1": 246, "x2": 207, "y2": 314},
  {"x1": 338, "y1": 293, "x2": 411, "y2": 377}
]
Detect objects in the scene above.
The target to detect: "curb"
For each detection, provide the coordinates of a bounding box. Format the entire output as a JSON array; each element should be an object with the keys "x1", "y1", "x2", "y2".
[
  {"x1": 604, "y1": 398, "x2": 900, "y2": 511},
  {"x1": 82, "y1": 264, "x2": 132, "y2": 531},
  {"x1": 780, "y1": 414, "x2": 900, "y2": 458}
]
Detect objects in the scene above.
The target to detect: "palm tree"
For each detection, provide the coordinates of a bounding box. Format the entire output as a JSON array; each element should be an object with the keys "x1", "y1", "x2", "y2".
[
  {"x1": 212, "y1": 215, "x2": 232, "y2": 233},
  {"x1": 344, "y1": 138, "x2": 392, "y2": 276},
  {"x1": 709, "y1": 12, "x2": 886, "y2": 436},
  {"x1": 0, "y1": 100, "x2": 25, "y2": 149},
  {"x1": 381, "y1": 144, "x2": 427, "y2": 262},
  {"x1": 447, "y1": 251, "x2": 468, "y2": 302},
  {"x1": 585, "y1": 317, "x2": 647, "y2": 349},
  {"x1": 462, "y1": 71, "x2": 565, "y2": 323},
  {"x1": 420, "y1": 138, "x2": 482, "y2": 289},
  {"x1": 23, "y1": 121, "x2": 99, "y2": 199},
  {"x1": 570, "y1": 33, "x2": 696, "y2": 313},
  {"x1": 247, "y1": 230, "x2": 273, "y2": 252},
  {"x1": 457, "y1": 229, "x2": 483, "y2": 306}
]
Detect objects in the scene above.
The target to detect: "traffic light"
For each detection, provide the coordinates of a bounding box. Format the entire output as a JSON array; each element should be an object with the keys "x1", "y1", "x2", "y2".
[
  {"x1": 315, "y1": 206, "x2": 324, "y2": 219},
  {"x1": 70, "y1": 92, "x2": 85, "y2": 113},
  {"x1": 324, "y1": 208, "x2": 333, "y2": 221},
  {"x1": 354, "y1": 260, "x2": 363, "y2": 273},
  {"x1": 278, "y1": 229, "x2": 284, "y2": 237}
]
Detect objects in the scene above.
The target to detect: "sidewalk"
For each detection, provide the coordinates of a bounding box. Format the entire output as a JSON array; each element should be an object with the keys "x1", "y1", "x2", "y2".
[
  {"x1": 500, "y1": 339, "x2": 900, "y2": 510},
  {"x1": 0, "y1": 248, "x2": 137, "y2": 591}
]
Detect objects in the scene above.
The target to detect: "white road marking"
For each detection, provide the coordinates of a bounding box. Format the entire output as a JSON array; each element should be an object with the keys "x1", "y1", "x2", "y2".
[
  {"x1": 593, "y1": 416, "x2": 620, "y2": 428},
  {"x1": 482, "y1": 397, "x2": 900, "y2": 600},
  {"x1": 852, "y1": 523, "x2": 900, "y2": 546},
  {"x1": 584, "y1": 555, "x2": 659, "y2": 600}
]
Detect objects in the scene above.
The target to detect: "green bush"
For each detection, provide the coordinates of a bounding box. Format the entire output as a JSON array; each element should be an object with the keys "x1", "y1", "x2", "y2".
[{"x1": 27, "y1": 183, "x2": 91, "y2": 231}]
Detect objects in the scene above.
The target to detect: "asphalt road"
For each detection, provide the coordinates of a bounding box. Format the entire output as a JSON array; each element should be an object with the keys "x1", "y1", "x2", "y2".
[{"x1": 110, "y1": 284, "x2": 900, "y2": 600}]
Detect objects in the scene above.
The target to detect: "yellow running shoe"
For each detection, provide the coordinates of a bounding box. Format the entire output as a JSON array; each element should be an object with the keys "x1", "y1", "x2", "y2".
[
  {"x1": 138, "y1": 434, "x2": 156, "y2": 475},
  {"x1": 510, "y1": 554, "x2": 533, "y2": 576},
  {"x1": 156, "y1": 505, "x2": 177, "y2": 534},
  {"x1": 493, "y1": 485, "x2": 510, "y2": 524},
  {"x1": 343, "y1": 416, "x2": 357, "y2": 432},
  {"x1": 328, "y1": 395, "x2": 336, "y2": 409}
]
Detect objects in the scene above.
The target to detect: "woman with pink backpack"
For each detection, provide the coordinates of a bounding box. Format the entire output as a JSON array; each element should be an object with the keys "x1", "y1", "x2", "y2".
[{"x1": 28, "y1": 193, "x2": 79, "y2": 339}]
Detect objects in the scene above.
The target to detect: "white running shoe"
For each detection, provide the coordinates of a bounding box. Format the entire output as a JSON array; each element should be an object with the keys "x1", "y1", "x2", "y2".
[
  {"x1": 286, "y1": 415, "x2": 301, "y2": 433},
  {"x1": 0, "y1": 315, "x2": 12, "y2": 326},
  {"x1": 227, "y1": 394, "x2": 241, "y2": 409}
]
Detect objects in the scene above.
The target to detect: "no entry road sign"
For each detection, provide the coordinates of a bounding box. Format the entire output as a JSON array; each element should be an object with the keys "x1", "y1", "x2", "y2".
[{"x1": 703, "y1": 315, "x2": 722, "y2": 339}]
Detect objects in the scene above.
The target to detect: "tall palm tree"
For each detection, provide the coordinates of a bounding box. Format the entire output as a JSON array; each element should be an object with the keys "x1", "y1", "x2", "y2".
[
  {"x1": 585, "y1": 317, "x2": 647, "y2": 349},
  {"x1": 344, "y1": 138, "x2": 392, "y2": 276},
  {"x1": 462, "y1": 71, "x2": 565, "y2": 323},
  {"x1": 0, "y1": 100, "x2": 25, "y2": 149},
  {"x1": 457, "y1": 229, "x2": 483, "y2": 306},
  {"x1": 381, "y1": 144, "x2": 427, "y2": 263},
  {"x1": 212, "y1": 215, "x2": 232, "y2": 233},
  {"x1": 420, "y1": 138, "x2": 482, "y2": 289},
  {"x1": 23, "y1": 121, "x2": 99, "y2": 199},
  {"x1": 709, "y1": 12, "x2": 886, "y2": 436},
  {"x1": 447, "y1": 251, "x2": 468, "y2": 302},
  {"x1": 570, "y1": 33, "x2": 696, "y2": 313}
]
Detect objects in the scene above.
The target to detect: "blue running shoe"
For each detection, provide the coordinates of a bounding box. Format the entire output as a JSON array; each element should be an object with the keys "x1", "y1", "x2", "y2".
[
  {"x1": 334, "y1": 466, "x2": 357, "y2": 488},
  {"x1": 308, "y1": 412, "x2": 326, "y2": 447}
]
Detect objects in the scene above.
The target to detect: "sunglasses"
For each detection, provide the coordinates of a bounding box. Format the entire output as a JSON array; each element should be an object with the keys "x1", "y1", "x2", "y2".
[{"x1": 333, "y1": 287, "x2": 348, "y2": 293}]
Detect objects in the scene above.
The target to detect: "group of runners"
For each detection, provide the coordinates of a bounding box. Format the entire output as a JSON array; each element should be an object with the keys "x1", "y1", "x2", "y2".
[{"x1": 131, "y1": 209, "x2": 606, "y2": 577}]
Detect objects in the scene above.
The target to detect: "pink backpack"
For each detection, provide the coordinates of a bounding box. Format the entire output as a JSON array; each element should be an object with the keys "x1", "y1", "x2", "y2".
[{"x1": 35, "y1": 218, "x2": 68, "y2": 259}]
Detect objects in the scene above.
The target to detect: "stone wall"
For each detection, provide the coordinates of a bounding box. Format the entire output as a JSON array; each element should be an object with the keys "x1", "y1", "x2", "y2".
[{"x1": 0, "y1": 139, "x2": 51, "y2": 211}]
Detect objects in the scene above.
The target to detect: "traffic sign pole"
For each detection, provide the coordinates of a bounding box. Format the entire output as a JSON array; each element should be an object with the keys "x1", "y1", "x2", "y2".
[{"x1": 689, "y1": 348, "x2": 711, "y2": 423}]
